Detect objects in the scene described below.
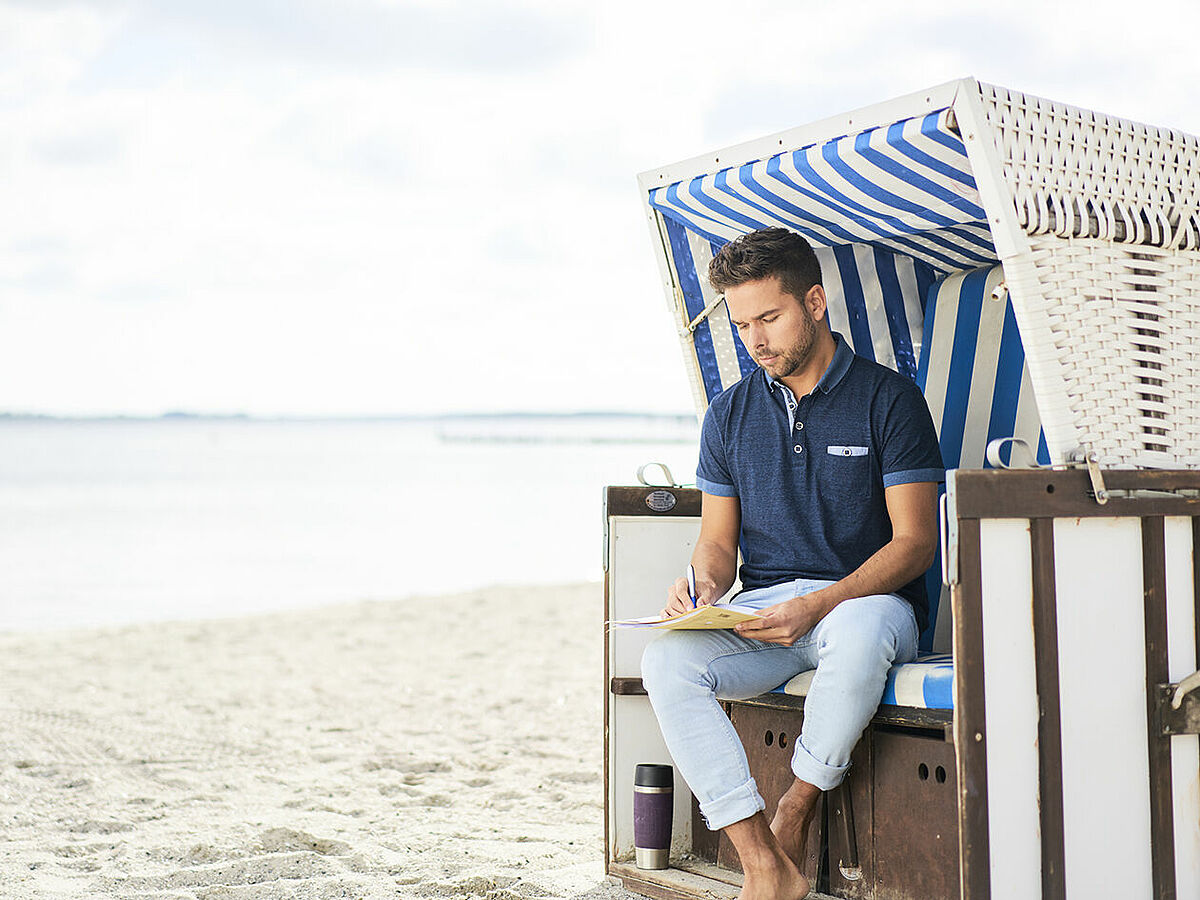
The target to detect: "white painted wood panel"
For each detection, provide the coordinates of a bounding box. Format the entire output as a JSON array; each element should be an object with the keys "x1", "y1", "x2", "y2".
[
  {"x1": 979, "y1": 518, "x2": 1042, "y2": 899},
  {"x1": 1164, "y1": 517, "x2": 1200, "y2": 900},
  {"x1": 608, "y1": 516, "x2": 700, "y2": 677},
  {"x1": 607, "y1": 514, "x2": 701, "y2": 862},
  {"x1": 1053, "y1": 517, "x2": 1153, "y2": 900}
]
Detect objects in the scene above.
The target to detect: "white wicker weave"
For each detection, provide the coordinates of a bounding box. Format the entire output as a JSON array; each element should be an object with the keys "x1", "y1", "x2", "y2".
[
  {"x1": 972, "y1": 83, "x2": 1200, "y2": 467},
  {"x1": 1003, "y1": 238, "x2": 1200, "y2": 467},
  {"x1": 978, "y1": 83, "x2": 1200, "y2": 251}
]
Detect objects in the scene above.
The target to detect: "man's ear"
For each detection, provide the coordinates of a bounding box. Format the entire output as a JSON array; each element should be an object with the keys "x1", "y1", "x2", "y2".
[{"x1": 806, "y1": 284, "x2": 828, "y2": 323}]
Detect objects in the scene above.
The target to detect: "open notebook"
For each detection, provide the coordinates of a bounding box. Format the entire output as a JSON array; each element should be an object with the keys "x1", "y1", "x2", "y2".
[{"x1": 609, "y1": 604, "x2": 762, "y2": 630}]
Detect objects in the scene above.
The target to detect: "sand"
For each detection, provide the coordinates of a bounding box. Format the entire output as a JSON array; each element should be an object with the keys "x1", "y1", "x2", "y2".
[{"x1": 0, "y1": 583, "x2": 639, "y2": 900}]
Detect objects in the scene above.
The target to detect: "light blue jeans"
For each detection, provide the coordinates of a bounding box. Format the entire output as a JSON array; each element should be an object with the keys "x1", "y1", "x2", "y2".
[{"x1": 640, "y1": 578, "x2": 919, "y2": 831}]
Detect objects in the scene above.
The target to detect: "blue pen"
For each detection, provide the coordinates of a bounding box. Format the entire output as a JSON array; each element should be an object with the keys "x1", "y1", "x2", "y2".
[{"x1": 686, "y1": 564, "x2": 697, "y2": 609}]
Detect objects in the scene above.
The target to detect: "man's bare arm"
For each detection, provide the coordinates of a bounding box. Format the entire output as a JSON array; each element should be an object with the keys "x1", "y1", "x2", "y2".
[
  {"x1": 734, "y1": 481, "x2": 938, "y2": 644},
  {"x1": 659, "y1": 492, "x2": 741, "y2": 618}
]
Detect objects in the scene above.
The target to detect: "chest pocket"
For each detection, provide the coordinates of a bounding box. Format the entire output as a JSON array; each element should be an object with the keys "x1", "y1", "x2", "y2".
[{"x1": 821, "y1": 444, "x2": 874, "y2": 504}]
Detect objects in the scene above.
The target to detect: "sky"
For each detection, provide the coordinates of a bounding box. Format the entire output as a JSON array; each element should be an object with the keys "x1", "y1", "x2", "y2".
[{"x1": 5, "y1": 0, "x2": 1200, "y2": 417}]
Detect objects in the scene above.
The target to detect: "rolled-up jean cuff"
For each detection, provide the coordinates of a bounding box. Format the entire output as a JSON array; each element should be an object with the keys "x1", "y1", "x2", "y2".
[
  {"x1": 698, "y1": 777, "x2": 765, "y2": 831},
  {"x1": 790, "y1": 738, "x2": 848, "y2": 791}
]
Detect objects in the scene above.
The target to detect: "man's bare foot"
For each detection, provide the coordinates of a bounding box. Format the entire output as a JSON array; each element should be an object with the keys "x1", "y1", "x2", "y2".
[
  {"x1": 725, "y1": 812, "x2": 811, "y2": 900},
  {"x1": 769, "y1": 779, "x2": 821, "y2": 870},
  {"x1": 739, "y1": 857, "x2": 810, "y2": 900}
]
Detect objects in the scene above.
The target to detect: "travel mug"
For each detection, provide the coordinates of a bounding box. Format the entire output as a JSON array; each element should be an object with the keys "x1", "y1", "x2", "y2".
[{"x1": 633, "y1": 763, "x2": 674, "y2": 869}]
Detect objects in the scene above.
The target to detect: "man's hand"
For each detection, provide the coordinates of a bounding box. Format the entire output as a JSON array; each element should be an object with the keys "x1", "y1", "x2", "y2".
[
  {"x1": 733, "y1": 593, "x2": 829, "y2": 646},
  {"x1": 658, "y1": 575, "x2": 720, "y2": 619}
]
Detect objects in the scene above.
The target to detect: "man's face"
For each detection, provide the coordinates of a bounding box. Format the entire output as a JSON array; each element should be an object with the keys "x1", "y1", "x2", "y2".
[{"x1": 724, "y1": 275, "x2": 824, "y2": 380}]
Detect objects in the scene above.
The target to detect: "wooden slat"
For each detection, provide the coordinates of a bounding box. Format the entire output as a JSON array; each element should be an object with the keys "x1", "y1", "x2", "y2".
[
  {"x1": 953, "y1": 517, "x2": 990, "y2": 900},
  {"x1": 735, "y1": 691, "x2": 952, "y2": 731},
  {"x1": 611, "y1": 677, "x2": 649, "y2": 696},
  {"x1": 605, "y1": 486, "x2": 703, "y2": 518},
  {"x1": 1143, "y1": 516, "x2": 1177, "y2": 900},
  {"x1": 607, "y1": 862, "x2": 739, "y2": 900},
  {"x1": 609, "y1": 859, "x2": 845, "y2": 900},
  {"x1": 1030, "y1": 518, "x2": 1066, "y2": 900},
  {"x1": 611, "y1": 678, "x2": 953, "y2": 730},
  {"x1": 1193, "y1": 516, "x2": 1200, "y2": 781},
  {"x1": 953, "y1": 469, "x2": 1200, "y2": 519}
]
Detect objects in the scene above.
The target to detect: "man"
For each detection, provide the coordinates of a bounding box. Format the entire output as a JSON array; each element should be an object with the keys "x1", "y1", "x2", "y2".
[{"x1": 641, "y1": 228, "x2": 943, "y2": 900}]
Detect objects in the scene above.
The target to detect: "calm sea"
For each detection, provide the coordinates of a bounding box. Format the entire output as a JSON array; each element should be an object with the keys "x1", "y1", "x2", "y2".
[{"x1": 0, "y1": 417, "x2": 699, "y2": 631}]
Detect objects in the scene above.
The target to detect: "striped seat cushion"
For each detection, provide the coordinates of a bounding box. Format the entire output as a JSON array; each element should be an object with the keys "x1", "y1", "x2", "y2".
[{"x1": 773, "y1": 652, "x2": 954, "y2": 710}]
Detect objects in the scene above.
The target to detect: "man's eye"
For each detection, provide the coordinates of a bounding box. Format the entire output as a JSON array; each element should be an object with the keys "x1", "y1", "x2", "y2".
[{"x1": 762, "y1": 316, "x2": 778, "y2": 324}]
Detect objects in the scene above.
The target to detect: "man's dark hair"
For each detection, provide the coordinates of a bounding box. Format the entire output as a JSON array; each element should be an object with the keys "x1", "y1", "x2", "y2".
[{"x1": 707, "y1": 227, "x2": 822, "y2": 301}]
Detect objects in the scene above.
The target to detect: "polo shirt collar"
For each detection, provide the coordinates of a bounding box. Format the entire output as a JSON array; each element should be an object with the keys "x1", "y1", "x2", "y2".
[{"x1": 766, "y1": 331, "x2": 854, "y2": 396}]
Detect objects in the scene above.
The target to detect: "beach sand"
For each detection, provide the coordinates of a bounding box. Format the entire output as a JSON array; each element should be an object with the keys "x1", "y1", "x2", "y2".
[{"x1": 0, "y1": 583, "x2": 640, "y2": 900}]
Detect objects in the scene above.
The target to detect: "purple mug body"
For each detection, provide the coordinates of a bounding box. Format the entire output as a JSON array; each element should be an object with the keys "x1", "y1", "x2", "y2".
[{"x1": 633, "y1": 764, "x2": 673, "y2": 869}]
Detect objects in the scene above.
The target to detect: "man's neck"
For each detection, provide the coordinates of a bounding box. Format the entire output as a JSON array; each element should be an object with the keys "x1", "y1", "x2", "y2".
[{"x1": 776, "y1": 331, "x2": 837, "y2": 398}]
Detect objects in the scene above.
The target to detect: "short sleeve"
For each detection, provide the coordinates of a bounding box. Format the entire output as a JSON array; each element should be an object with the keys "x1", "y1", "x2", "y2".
[
  {"x1": 878, "y1": 381, "x2": 945, "y2": 487},
  {"x1": 696, "y1": 403, "x2": 738, "y2": 497}
]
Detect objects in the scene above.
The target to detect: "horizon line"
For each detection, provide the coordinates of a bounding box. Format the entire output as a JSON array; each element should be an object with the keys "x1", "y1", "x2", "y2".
[{"x1": 0, "y1": 409, "x2": 700, "y2": 423}]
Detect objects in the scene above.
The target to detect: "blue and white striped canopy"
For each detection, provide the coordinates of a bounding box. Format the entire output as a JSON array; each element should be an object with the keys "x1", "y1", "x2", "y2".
[{"x1": 650, "y1": 109, "x2": 997, "y2": 273}]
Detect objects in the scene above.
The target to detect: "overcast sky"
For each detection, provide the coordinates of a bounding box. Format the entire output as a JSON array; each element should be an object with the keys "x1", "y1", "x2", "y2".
[{"x1": 5, "y1": 0, "x2": 1200, "y2": 416}]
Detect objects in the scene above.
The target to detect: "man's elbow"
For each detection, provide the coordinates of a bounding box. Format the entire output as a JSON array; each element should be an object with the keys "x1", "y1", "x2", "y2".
[{"x1": 904, "y1": 531, "x2": 939, "y2": 575}]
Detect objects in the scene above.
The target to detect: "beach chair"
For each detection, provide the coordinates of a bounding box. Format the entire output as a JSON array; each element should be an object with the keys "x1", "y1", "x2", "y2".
[{"x1": 605, "y1": 78, "x2": 1200, "y2": 900}]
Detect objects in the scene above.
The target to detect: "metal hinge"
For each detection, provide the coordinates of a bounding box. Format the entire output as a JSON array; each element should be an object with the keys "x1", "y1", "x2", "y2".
[
  {"x1": 1067, "y1": 447, "x2": 1109, "y2": 505},
  {"x1": 1156, "y1": 671, "x2": 1200, "y2": 735},
  {"x1": 684, "y1": 295, "x2": 727, "y2": 334}
]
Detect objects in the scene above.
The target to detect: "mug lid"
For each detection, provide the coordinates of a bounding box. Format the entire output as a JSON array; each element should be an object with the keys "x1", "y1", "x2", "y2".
[{"x1": 634, "y1": 764, "x2": 674, "y2": 788}]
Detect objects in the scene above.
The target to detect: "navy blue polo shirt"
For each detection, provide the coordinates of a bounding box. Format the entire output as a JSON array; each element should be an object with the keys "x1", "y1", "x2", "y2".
[{"x1": 696, "y1": 333, "x2": 944, "y2": 631}]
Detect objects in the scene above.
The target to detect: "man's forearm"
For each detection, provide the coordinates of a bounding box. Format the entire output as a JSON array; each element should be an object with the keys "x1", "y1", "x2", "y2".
[
  {"x1": 799, "y1": 534, "x2": 935, "y2": 618},
  {"x1": 691, "y1": 540, "x2": 739, "y2": 603}
]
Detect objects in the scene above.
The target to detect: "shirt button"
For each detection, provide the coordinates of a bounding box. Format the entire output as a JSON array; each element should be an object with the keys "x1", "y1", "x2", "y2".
[
  {"x1": 787, "y1": 402, "x2": 795, "y2": 410},
  {"x1": 795, "y1": 422, "x2": 804, "y2": 431},
  {"x1": 793, "y1": 445, "x2": 803, "y2": 454}
]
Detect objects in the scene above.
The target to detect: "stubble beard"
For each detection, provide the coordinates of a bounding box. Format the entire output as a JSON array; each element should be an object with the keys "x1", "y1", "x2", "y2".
[{"x1": 758, "y1": 313, "x2": 817, "y2": 380}]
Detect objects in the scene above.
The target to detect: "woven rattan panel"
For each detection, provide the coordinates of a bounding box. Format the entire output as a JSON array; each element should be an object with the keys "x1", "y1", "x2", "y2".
[
  {"x1": 1016, "y1": 237, "x2": 1200, "y2": 467},
  {"x1": 978, "y1": 83, "x2": 1200, "y2": 250}
]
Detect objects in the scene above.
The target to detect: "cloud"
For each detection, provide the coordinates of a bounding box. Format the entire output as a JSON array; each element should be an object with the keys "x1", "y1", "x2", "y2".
[
  {"x1": 32, "y1": 127, "x2": 126, "y2": 165},
  {"x1": 74, "y1": 0, "x2": 590, "y2": 87},
  {"x1": 5, "y1": 0, "x2": 1200, "y2": 417}
]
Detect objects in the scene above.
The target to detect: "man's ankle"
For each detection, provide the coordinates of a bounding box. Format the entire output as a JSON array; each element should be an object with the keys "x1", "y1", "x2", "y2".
[
  {"x1": 776, "y1": 780, "x2": 820, "y2": 819},
  {"x1": 724, "y1": 812, "x2": 793, "y2": 872}
]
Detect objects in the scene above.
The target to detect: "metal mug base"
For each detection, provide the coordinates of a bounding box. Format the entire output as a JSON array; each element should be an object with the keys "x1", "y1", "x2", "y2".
[{"x1": 635, "y1": 848, "x2": 669, "y2": 870}]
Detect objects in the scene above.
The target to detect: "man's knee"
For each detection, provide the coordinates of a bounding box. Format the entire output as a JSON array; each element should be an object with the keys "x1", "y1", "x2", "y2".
[
  {"x1": 640, "y1": 635, "x2": 669, "y2": 693},
  {"x1": 817, "y1": 597, "x2": 911, "y2": 671},
  {"x1": 641, "y1": 632, "x2": 718, "y2": 697},
  {"x1": 641, "y1": 633, "x2": 689, "y2": 696}
]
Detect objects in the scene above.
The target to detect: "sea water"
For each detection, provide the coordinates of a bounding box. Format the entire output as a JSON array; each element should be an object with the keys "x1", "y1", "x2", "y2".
[{"x1": 0, "y1": 418, "x2": 699, "y2": 631}]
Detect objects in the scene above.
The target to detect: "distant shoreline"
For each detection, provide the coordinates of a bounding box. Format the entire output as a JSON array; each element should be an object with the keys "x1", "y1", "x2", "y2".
[{"x1": 0, "y1": 410, "x2": 698, "y2": 424}]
